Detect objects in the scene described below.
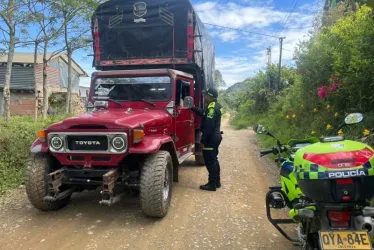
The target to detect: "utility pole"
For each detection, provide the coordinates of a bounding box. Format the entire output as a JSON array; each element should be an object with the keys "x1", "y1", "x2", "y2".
[
  {"x1": 266, "y1": 47, "x2": 272, "y2": 90},
  {"x1": 266, "y1": 47, "x2": 272, "y2": 67},
  {"x1": 277, "y1": 37, "x2": 285, "y2": 95}
]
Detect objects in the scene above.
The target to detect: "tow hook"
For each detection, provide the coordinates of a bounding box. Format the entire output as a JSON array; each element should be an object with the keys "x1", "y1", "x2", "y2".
[
  {"x1": 44, "y1": 168, "x2": 73, "y2": 201},
  {"x1": 99, "y1": 169, "x2": 124, "y2": 206}
]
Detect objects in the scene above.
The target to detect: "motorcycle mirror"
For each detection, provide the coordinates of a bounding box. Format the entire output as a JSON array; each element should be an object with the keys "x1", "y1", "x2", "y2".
[
  {"x1": 183, "y1": 96, "x2": 194, "y2": 109},
  {"x1": 253, "y1": 124, "x2": 268, "y2": 134},
  {"x1": 344, "y1": 113, "x2": 363, "y2": 125}
]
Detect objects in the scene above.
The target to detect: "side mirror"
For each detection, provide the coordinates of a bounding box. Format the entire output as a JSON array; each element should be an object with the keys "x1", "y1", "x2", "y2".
[
  {"x1": 184, "y1": 96, "x2": 194, "y2": 109},
  {"x1": 345, "y1": 113, "x2": 363, "y2": 125},
  {"x1": 253, "y1": 124, "x2": 268, "y2": 134}
]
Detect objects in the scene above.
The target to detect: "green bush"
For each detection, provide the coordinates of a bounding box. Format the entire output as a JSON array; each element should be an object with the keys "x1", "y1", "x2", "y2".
[
  {"x1": 0, "y1": 115, "x2": 70, "y2": 195},
  {"x1": 230, "y1": 5, "x2": 374, "y2": 149}
]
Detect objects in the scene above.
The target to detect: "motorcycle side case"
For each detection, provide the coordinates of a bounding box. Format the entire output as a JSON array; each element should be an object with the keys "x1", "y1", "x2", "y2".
[{"x1": 294, "y1": 140, "x2": 374, "y2": 202}]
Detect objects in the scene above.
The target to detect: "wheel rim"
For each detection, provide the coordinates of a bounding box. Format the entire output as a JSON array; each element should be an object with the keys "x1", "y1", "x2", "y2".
[{"x1": 163, "y1": 167, "x2": 170, "y2": 202}]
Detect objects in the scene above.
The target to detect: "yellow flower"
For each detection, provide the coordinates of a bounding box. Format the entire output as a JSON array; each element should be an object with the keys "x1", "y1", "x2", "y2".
[
  {"x1": 338, "y1": 129, "x2": 344, "y2": 135},
  {"x1": 292, "y1": 114, "x2": 296, "y2": 118},
  {"x1": 286, "y1": 115, "x2": 290, "y2": 119},
  {"x1": 311, "y1": 130, "x2": 316, "y2": 135},
  {"x1": 364, "y1": 129, "x2": 371, "y2": 136},
  {"x1": 313, "y1": 108, "x2": 318, "y2": 113},
  {"x1": 334, "y1": 112, "x2": 339, "y2": 117},
  {"x1": 327, "y1": 104, "x2": 331, "y2": 109},
  {"x1": 326, "y1": 124, "x2": 333, "y2": 130}
]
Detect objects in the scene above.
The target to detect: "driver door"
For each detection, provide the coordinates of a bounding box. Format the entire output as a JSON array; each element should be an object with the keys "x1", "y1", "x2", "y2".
[{"x1": 175, "y1": 79, "x2": 194, "y2": 155}]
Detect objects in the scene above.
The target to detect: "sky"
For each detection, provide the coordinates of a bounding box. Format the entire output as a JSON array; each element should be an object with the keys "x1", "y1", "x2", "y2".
[
  {"x1": 15, "y1": 0, "x2": 324, "y2": 88},
  {"x1": 193, "y1": 0, "x2": 324, "y2": 86}
]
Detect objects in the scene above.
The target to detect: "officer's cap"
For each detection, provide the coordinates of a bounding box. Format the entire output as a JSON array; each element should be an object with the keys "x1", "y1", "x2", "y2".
[{"x1": 204, "y1": 88, "x2": 218, "y2": 98}]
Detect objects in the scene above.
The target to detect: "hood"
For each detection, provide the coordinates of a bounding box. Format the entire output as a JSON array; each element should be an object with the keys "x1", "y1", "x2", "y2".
[{"x1": 48, "y1": 109, "x2": 172, "y2": 130}]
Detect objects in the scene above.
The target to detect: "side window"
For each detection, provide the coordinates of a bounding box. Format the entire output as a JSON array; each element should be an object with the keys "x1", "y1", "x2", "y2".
[
  {"x1": 176, "y1": 80, "x2": 182, "y2": 106},
  {"x1": 176, "y1": 79, "x2": 191, "y2": 107},
  {"x1": 181, "y1": 82, "x2": 190, "y2": 100}
]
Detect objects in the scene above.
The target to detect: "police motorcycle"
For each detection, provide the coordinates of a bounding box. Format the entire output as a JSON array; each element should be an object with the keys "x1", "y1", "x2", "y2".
[{"x1": 254, "y1": 113, "x2": 374, "y2": 250}]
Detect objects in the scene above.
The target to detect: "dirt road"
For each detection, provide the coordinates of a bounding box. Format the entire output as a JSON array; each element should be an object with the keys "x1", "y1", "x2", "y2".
[{"x1": 0, "y1": 119, "x2": 297, "y2": 250}]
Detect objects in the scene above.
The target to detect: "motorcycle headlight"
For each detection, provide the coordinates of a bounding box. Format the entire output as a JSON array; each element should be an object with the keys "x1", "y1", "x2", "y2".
[
  {"x1": 112, "y1": 136, "x2": 125, "y2": 151},
  {"x1": 50, "y1": 136, "x2": 63, "y2": 150}
]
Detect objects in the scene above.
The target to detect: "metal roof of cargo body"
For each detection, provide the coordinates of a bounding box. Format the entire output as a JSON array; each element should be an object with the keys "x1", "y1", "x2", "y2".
[
  {"x1": 92, "y1": 69, "x2": 194, "y2": 79},
  {"x1": 91, "y1": 0, "x2": 214, "y2": 90},
  {"x1": 92, "y1": 0, "x2": 193, "y2": 63}
]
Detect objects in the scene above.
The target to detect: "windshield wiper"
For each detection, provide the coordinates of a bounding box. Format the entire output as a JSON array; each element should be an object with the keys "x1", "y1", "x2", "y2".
[{"x1": 131, "y1": 99, "x2": 156, "y2": 107}]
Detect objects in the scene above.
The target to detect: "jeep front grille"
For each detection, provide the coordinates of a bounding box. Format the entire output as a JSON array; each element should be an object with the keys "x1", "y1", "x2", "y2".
[
  {"x1": 47, "y1": 132, "x2": 128, "y2": 154},
  {"x1": 67, "y1": 135, "x2": 108, "y2": 151}
]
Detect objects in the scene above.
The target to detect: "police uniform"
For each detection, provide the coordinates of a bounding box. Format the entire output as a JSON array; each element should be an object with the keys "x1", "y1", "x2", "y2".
[{"x1": 191, "y1": 88, "x2": 222, "y2": 191}]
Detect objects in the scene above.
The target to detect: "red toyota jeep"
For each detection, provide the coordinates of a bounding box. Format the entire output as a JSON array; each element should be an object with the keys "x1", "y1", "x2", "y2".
[
  {"x1": 25, "y1": 0, "x2": 215, "y2": 218},
  {"x1": 26, "y1": 69, "x2": 206, "y2": 217}
]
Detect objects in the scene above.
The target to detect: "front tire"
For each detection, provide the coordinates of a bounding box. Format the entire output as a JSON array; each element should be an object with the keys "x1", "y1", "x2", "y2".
[
  {"x1": 25, "y1": 154, "x2": 71, "y2": 211},
  {"x1": 140, "y1": 151, "x2": 173, "y2": 218}
]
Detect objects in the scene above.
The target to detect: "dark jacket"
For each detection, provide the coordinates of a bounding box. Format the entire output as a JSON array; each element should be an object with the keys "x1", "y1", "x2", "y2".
[{"x1": 191, "y1": 101, "x2": 222, "y2": 145}]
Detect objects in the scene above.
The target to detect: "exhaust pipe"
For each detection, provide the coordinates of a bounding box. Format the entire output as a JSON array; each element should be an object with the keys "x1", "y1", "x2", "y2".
[{"x1": 355, "y1": 215, "x2": 374, "y2": 237}]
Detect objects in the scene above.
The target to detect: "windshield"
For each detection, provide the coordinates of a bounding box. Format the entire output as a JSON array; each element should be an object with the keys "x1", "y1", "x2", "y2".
[{"x1": 93, "y1": 76, "x2": 171, "y2": 101}]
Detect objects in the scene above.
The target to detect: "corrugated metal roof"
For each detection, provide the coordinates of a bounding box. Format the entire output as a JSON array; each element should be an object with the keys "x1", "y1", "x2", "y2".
[
  {"x1": 0, "y1": 66, "x2": 35, "y2": 90},
  {"x1": 0, "y1": 52, "x2": 89, "y2": 77}
]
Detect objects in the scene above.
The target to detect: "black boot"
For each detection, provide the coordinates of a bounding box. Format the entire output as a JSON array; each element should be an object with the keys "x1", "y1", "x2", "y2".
[
  {"x1": 216, "y1": 162, "x2": 221, "y2": 188},
  {"x1": 216, "y1": 179, "x2": 221, "y2": 188},
  {"x1": 200, "y1": 182, "x2": 217, "y2": 191},
  {"x1": 200, "y1": 163, "x2": 217, "y2": 191}
]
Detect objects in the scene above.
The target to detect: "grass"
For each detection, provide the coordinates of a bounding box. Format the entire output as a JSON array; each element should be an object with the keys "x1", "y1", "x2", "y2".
[{"x1": 0, "y1": 115, "x2": 71, "y2": 195}]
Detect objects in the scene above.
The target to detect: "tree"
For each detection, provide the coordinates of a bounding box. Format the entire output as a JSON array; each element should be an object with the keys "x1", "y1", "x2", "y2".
[
  {"x1": 0, "y1": 0, "x2": 29, "y2": 121},
  {"x1": 50, "y1": 0, "x2": 101, "y2": 114},
  {"x1": 27, "y1": 0, "x2": 84, "y2": 118},
  {"x1": 25, "y1": 1, "x2": 55, "y2": 121},
  {"x1": 214, "y1": 70, "x2": 226, "y2": 89}
]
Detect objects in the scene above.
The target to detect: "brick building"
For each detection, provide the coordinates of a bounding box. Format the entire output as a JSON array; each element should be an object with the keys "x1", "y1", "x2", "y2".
[{"x1": 0, "y1": 53, "x2": 88, "y2": 115}]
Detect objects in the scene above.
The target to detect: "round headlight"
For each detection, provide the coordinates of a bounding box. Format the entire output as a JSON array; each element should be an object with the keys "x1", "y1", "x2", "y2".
[
  {"x1": 50, "y1": 136, "x2": 63, "y2": 150},
  {"x1": 112, "y1": 136, "x2": 125, "y2": 151}
]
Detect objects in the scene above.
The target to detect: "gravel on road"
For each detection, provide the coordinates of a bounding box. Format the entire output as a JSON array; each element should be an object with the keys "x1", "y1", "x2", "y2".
[{"x1": 0, "y1": 119, "x2": 298, "y2": 250}]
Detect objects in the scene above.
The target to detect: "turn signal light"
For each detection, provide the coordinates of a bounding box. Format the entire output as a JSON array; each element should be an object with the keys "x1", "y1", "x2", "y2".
[
  {"x1": 133, "y1": 129, "x2": 144, "y2": 143},
  {"x1": 38, "y1": 130, "x2": 46, "y2": 142}
]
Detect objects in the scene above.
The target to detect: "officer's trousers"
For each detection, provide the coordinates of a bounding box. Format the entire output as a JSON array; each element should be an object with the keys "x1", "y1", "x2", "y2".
[{"x1": 202, "y1": 134, "x2": 222, "y2": 184}]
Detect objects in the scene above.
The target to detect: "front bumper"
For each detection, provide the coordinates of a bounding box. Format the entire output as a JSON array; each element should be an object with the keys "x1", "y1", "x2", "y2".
[
  {"x1": 46, "y1": 167, "x2": 138, "y2": 206},
  {"x1": 52, "y1": 153, "x2": 127, "y2": 167},
  {"x1": 47, "y1": 131, "x2": 129, "y2": 167}
]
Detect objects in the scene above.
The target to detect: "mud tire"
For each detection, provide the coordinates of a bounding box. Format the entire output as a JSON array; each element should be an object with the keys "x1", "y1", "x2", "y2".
[
  {"x1": 140, "y1": 151, "x2": 173, "y2": 218},
  {"x1": 195, "y1": 155, "x2": 205, "y2": 166},
  {"x1": 25, "y1": 154, "x2": 71, "y2": 211}
]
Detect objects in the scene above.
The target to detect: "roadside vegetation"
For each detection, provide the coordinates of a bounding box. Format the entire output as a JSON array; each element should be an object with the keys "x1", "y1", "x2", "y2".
[
  {"x1": 224, "y1": 3, "x2": 374, "y2": 148},
  {"x1": 0, "y1": 115, "x2": 70, "y2": 195}
]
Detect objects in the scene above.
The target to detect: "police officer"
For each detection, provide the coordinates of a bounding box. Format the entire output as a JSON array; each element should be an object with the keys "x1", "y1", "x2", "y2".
[{"x1": 191, "y1": 88, "x2": 222, "y2": 191}]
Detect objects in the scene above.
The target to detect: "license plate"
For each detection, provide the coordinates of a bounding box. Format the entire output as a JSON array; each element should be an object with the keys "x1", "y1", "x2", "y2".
[{"x1": 319, "y1": 231, "x2": 372, "y2": 250}]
